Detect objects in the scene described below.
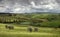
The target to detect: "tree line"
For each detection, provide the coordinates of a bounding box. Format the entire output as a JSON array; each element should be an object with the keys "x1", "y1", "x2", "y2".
[{"x1": 0, "y1": 13, "x2": 60, "y2": 28}]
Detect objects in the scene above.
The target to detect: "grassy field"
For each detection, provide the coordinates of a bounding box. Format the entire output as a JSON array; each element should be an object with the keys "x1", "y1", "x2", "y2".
[{"x1": 0, "y1": 23, "x2": 60, "y2": 37}]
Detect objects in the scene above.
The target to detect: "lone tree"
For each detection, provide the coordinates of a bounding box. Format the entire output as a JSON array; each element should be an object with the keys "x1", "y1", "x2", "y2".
[
  {"x1": 28, "y1": 26, "x2": 33, "y2": 32},
  {"x1": 58, "y1": 25, "x2": 60, "y2": 28},
  {"x1": 5, "y1": 25, "x2": 14, "y2": 30},
  {"x1": 34, "y1": 27, "x2": 38, "y2": 32}
]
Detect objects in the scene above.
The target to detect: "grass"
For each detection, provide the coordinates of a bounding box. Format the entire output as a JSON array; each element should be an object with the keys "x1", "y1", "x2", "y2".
[{"x1": 0, "y1": 23, "x2": 60, "y2": 37}]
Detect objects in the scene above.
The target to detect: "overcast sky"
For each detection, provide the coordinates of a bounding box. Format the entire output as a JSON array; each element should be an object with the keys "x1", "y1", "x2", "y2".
[{"x1": 0, "y1": 0, "x2": 60, "y2": 13}]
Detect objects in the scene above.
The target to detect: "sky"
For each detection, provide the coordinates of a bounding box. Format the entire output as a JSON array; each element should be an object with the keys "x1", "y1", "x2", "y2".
[{"x1": 0, "y1": 0, "x2": 60, "y2": 13}]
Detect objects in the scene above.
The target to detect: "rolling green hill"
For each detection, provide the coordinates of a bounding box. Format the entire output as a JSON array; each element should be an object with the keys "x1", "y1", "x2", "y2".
[
  {"x1": 0, "y1": 23, "x2": 60, "y2": 37},
  {"x1": 0, "y1": 13, "x2": 60, "y2": 28}
]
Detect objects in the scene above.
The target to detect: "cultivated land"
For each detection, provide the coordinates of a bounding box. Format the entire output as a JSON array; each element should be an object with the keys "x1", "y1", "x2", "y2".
[{"x1": 0, "y1": 23, "x2": 60, "y2": 37}]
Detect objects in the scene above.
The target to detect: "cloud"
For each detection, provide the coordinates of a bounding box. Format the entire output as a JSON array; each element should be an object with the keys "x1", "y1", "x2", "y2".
[
  {"x1": 0, "y1": 0, "x2": 2, "y2": 2},
  {"x1": 0, "y1": 0, "x2": 60, "y2": 13}
]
